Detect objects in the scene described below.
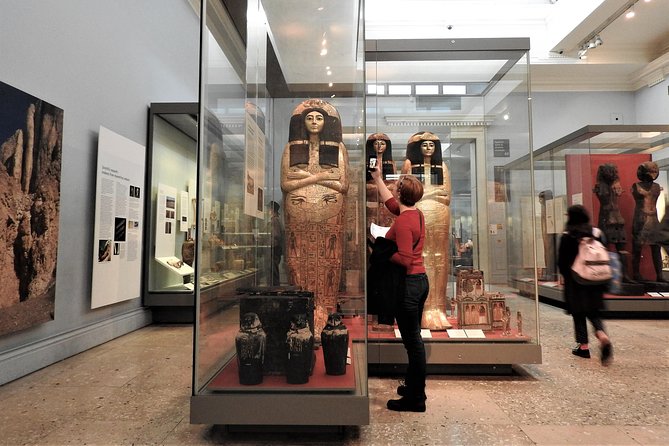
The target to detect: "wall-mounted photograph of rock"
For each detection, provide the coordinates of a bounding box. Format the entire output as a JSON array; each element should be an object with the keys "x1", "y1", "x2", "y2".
[{"x1": 0, "y1": 81, "x2": 63, "y2": 337}]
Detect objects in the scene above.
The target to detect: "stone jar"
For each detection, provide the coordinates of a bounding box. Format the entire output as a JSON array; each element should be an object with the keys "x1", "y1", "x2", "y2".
[
  {"x1": 235, "y1": 312, "x2": 266, "y2": 385},
  {"x1": 320, "y1": 313, "x2": 349, "y2": 375},
  {"x1": 181, "y1": 235, "x2": 195, "y2": 267},
  {"x1": 285, "y1": 314, "x2": 314, "y2": 384}
]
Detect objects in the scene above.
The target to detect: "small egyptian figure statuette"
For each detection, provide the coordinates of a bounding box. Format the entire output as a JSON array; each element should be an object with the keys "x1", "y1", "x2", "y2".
[
  {"x1": 516, "y1": 311, "x2": 523, "y2": 336},
  {"x1": 631, "y1": 161, "x2": 664, "y2": 282},
  {"x1": 593, "y1": 164, "x2": 631, "y2": 283},
  {"x1": 235, "y1": 312, "x2": 266, "y2": 385},
  {"x1": 503, "y1": 306, "x2": 512, "y2": 336},
  {"x1": 320, "y1": 313, "x2": 349, "y2": 376}
]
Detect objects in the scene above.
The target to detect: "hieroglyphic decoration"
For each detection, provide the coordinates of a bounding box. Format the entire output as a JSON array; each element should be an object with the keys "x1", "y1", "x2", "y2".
[
  {"x1": 490, "y1": 293, "x2": 506, "y2": 329},
  {"x1": 281, "y1": 99, "x2": 349, "y2": 336},
  {"x1": 455, "y1": 269, "x2": 494, "y2": 331},
  {"x1": 402, "y1": 131, "x2": 451, "y2": 330}
]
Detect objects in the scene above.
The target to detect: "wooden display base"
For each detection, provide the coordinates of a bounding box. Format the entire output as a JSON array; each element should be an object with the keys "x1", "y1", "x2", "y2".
[{"x1": 191, "y1": 343, "x2": 369, "y2": 426}]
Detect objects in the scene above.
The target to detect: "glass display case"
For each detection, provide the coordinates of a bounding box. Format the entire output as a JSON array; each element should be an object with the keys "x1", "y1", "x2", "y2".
[
  {"x1": 143, "y1": 102, "x2": 198, "y2": 322},
  {"x1": 191, "y1": 0, "x2": 369, "y2": 426},
  {"x1": 365, "y1": 38, "x2": 542, "y2": 368},
  {"x1": 509, "y1": 125, "x2": 669, "y2": 315}
]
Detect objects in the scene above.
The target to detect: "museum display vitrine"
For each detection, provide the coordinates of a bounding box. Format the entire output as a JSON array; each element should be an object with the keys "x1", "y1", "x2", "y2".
[
  {"x1": 364, "y1": 38, "x2": 542, "y2": 368},
  {"x1": 143, "y1": 103, "x2": 198, "y2": 321},
  {"x1": 144, "y1": 102, "x2": 264, "y2": 323},
  {"x1": 190, "y1": 0, "x2": 369, "y2": 426},
  {"x1": 508, "y1": 125, "x2": 669, "y2": 315}
]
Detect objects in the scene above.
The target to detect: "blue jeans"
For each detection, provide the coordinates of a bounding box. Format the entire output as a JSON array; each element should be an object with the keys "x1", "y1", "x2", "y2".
[{"x1": 395, "y1": 273, "x2": 429, "y2": 400}]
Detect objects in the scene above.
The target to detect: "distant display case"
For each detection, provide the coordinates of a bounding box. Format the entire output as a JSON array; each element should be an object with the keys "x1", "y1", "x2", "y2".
[
  {"x1": 508, "y1": 125, "x2": 669, "y2": 315},
  {"x1": 191, "y1": 0, "x2": 369, "y2": 426},
  {"x1": 144, "y1": 103, "x2": 263, "y2": 322},
  {"x1": 364, "y1": 38, "x2": 542, "y2": 369},
  {"x1": 143, "y1": 103, "x2": 198, "y2": 322}
]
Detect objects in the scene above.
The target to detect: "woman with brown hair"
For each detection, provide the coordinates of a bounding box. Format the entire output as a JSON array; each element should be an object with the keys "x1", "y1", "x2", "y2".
[{"x1": 370, "y1": 166, "x2": 428, "y2": 412}]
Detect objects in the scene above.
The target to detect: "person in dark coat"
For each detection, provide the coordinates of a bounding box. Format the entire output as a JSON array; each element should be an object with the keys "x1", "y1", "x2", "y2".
[
  {"x1": 367, "y1": 236, "x2": 406, "y2": 325},
  {"x1": 558, "y1": 205, "x2": 614, "y2": 366}
]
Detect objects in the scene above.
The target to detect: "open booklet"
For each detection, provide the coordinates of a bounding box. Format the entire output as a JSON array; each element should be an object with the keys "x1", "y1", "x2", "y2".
[{"x1": 370, "y1": 222, "x2": 390, "y2": 239}]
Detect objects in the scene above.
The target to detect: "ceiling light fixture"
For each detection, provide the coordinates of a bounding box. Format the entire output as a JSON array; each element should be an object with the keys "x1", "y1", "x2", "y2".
[
  {"x1": 572, "y1": 0, "x2": 638, "y2": 59},
  {"x1": 625, "y1": 5, "x2": 635, "y2": 18}
]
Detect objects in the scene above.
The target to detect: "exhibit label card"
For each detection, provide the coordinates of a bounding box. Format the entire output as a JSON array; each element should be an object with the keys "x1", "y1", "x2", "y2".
[
  {"x1": 91, "y1": 126, "x2": 145, "y2": 309},
  {"x1": 244, "y1": 106, "x2": 266, "y2": 219}
]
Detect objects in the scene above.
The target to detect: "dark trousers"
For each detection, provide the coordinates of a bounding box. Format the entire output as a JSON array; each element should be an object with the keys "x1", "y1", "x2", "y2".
[
  {"x1": 271, "y1": 247, "x2": 282, "y2": 286},
  {"x1": 395, "y1": 273, "x2": 429, "y2": 400},
  {"x1": 572, "y1": 311, "x2": 606, "y2": 344}
]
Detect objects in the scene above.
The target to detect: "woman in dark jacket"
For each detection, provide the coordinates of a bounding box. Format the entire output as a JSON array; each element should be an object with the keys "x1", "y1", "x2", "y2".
[{"x1": 558, "y1": 205, "x2": 614, "y2": 365}]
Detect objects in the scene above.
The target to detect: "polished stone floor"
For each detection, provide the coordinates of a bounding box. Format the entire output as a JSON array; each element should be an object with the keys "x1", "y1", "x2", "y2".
[{"x1": 0, "y1": 302, "x2": 667, "y2": 445}]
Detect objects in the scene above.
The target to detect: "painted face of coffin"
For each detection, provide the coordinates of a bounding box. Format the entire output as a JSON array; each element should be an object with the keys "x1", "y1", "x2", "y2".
[
  {"x1": 305, "y1": 111, "x2": 325, "y2": 135},
  {"x1": 373, "y1": 139, "x2": 387, "y2": 154},
  {"x1": 421, "y1": 140, "x2": 436, "y2": 157}
]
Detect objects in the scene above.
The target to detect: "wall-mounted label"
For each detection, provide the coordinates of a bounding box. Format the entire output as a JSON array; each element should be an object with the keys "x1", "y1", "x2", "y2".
[{"x1": 493, "y1": 139, "x2": 510, "y2": 157}]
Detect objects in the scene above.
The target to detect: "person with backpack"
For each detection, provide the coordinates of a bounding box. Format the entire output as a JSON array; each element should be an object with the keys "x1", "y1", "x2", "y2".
[{"x1": 558, "y1": 205, "x2": 614, "y2": 366}]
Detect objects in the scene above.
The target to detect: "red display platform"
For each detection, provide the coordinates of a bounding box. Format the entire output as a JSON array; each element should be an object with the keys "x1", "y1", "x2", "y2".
[
  {"x1": 538, "y1": 279, "x2": 669, "y2": 299},
  {"x1": 344, "y1": 315, "x2": 530, "y2": 342},
  {"x1": 208, "y1": 339, "x2": 356, "y2": 392}
]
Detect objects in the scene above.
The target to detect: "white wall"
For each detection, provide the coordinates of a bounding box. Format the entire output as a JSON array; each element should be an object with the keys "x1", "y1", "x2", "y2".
[
  {"x1": 0, "y1": 0, "x2": 199, "y2": 384},
  {"x1": 531, "y1": 91, "x2": 636, "y2": 150},
  {"x1": 635, "y1": 78, "x2": 669, "y2": 124}
]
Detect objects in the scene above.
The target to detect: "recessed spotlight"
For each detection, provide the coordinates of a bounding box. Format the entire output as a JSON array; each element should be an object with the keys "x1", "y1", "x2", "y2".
[
  {"x1": 328, "y1": 82, "x2": 333, "y2": 87},
  {"x1": 327, "y1": 70, "x2": 332, "y2": 76},
  {"x1": 320, "y1": 48, "x2": 328, "y2": 56},
  {"x1": 625, "y1": 7, "x2": 635, "y2": 18},
  {"x1": 503, "y1": 113, "x2": 510, "y2": 121}
]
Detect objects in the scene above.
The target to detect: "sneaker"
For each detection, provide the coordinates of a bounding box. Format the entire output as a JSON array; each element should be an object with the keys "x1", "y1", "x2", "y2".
[
  {"x1": 600, "y1": 342, "x2": 613, "y2": 366},
  {"x1": 572, "y1": 346, "x2": 591, "y2": 358},
  {"x1": 387, "y1": 397, "x2": 426, "y2": 412}
]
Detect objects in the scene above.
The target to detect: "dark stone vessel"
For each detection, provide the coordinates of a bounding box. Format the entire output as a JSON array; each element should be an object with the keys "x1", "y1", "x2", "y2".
[
  {"x1": 235, "y1": 312, "x2": 266, "y2": 385},
  {"x1": 320, "y1": 312, "x2": 349, "y2": 375},
  {"x1": 285, "y1": 314, "x2": 314, "y2": 384},
  {"x1": 239, "y1": 289, "x2": 314, "y2": 375}
]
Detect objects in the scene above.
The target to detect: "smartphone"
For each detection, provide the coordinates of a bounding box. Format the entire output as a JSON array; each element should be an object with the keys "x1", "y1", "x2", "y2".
[{"x1": 368, "y1": 157, "x2": 377, "y2": 170}]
